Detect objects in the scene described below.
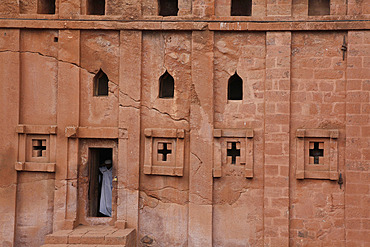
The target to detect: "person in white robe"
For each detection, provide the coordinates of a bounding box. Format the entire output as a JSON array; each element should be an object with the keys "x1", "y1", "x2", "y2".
[{"x1": 99, "y1": 159, "x2": 113, "y2": 217}]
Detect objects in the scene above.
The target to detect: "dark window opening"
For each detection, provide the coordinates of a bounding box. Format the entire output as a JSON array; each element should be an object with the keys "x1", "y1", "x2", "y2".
[
  {"x1": 54, "y1": 37, "x2": 58, "y2": 42},
  {"x1": 308, "y1": 0, "x2": 330, "y2": 16},
  {"x1": 231, "y1": 0, "x2": 252, "y2": 16},
  {"x1": 309, "y1": 142, "x2": 324, "y2": 164},
  {"x1": 93, "y1": 69, "x2": 109, "y2": 96},
  {"x1": 228, "y1": 72, "x2": 243, "y2": 100},
  {"x1": 158, "y1": 142, "x2": 172, "y2": 161},
  {"x1": 32, "y1": 139, "x2": 46, "y2": 157},
  {"x1": 159, "y1": 70, "x2": 174, "y2": 98},
  {"x1": 87, "y1": 0, "x2": 105, "y2": 15},
  {"x1": 227, "y1": 142, "x2": 241, "y2": 164},
  {"x1": 88, "y1": 148, "x2": 112, "y2": 217},
  {"x1": 37, "y1": 0, "x2": 55, "y2": 14},
  {"x1": 159, "y1": 0, "x2": 178, "y2": 16}
]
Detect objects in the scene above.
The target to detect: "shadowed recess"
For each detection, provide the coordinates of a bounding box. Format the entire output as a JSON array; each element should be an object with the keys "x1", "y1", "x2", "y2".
[
  {"x1": 93, "y1": 69, "x2": 109, "y2": 96},
  {"x1": 87, "y1": 0, "x2": 105, "y2": 15},
  {"x1": 228, "y1": 72, "x2": 243, "y2": 100},
  {"x1": 37, "y1": 0, "x2": 55, "y2": 14},
  {"x1": 159, "y1": 0, "x2": 178, "y2": 16},
  {"x1": 308, "y1": 0, "x2": 330, "y2": 16},
  {"x1": 231, "y1": 0, "x2": 252, "y2": 16},
  {"x1": 159, "y1": 70, "x2": 175, "y2": 98}
]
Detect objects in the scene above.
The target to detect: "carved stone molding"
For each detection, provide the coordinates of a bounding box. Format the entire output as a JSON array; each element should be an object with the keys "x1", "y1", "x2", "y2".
[
  {"x1": 144, "y1": 128, "x2": 185, "y2": 176},
  {"x1": 213, "y1": 128, "x2": 254, "y2": 178},
  {"x1": 296, "y1": 129, "x2": 339, "y2": 180}
]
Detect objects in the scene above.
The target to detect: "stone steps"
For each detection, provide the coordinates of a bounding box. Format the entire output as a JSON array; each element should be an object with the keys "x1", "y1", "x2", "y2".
[{"x1": 42, "y1": 226, "x2": 135, "y2": 247}]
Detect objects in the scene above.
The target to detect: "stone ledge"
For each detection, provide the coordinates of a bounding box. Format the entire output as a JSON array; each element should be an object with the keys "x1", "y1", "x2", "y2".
[
  {"x1": 15, "y1": 162, "x2": 56, "y2": 172},
  {"x1": 0, "y1": 18, "x2": 369, "y2": 31}
]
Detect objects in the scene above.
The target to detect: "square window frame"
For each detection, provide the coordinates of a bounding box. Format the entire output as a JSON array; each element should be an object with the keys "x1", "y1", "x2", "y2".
[
  {"x1": 15, "y1": 125, "x2": 57, "y2": 172},
  {"x1": 144, "y1": 128, "x2": 185, "y2": 176},
  {"x1": 296, "y1": 129, "x2": 339, "y2": 180},
  {"x1": 213, "y1": 128, "x2": 254, "y2": 178}
]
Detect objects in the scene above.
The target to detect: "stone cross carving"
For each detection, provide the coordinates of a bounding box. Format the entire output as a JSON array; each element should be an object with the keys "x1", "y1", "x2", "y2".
[
  {"x1": 309, "y1": 142, "x2": 324, "y2": 164},
  {"x1": 227, "y1": 142, "x2": 240, "y2": 164},
  {"x1": 158, "y1": 142, "x2": 172, "y2": 161},
  {"x1": 32, "y1": 139, "x2": 46, "y2": 157}
]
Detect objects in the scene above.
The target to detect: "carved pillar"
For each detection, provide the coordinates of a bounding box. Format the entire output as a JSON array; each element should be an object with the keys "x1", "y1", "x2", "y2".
[
  {"x1": 188, "y1": 30, "x2": 214, "y2": 246},
  {"x1": 55, "y1": 30, "x2": 80, "y2": 230},
  {"x1": 0, "y1": 28, "x2": 20, "y2": 247},
  {"x1": 118, "y1": 30, "x2": 142, "y2": 229},
  {"x1": 264, "y1": 31, "x2": 291, "y2": 246}
]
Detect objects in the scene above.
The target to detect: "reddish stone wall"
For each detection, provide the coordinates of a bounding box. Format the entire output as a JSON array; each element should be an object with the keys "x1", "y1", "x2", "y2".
[
  {"x1": 290, "y1": 31, "x2": 347, "y2": 246},
  {"x1": 0, "y1": 1, "x2": 369, "y2": 247}
]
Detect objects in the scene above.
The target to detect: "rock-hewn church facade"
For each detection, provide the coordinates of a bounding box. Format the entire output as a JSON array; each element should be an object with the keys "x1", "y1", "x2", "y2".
[{"x1": 0, "y1": 0, "x2": 369, "y2": 246}]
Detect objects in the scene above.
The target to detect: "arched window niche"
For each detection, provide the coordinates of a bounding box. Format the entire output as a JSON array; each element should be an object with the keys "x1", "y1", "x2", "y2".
[
  {"x1": 93, "y1": 69, "x2": 109, "y2": 96},
  {"x1": 228, "y1": 72, "x2": 243, "y2": 101},
  {"x1": 159, "y1": 70, "x2": 174, "y2": 98}
]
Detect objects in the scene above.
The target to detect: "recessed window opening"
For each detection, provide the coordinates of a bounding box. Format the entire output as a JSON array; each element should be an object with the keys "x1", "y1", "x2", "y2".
[
  {"x1": 159, "y1": 70, "x2": 174, "y2": 98},
  {"x1": 37, "y1": 0, "x2": 56, "y2": 14},
  {"x1": 228, "y1": 72, "x2": 243, "y2": 100},
  {"x1": 231, "y1": 0, "x2": 252, "y2": 16},
  {"x1": 93, "y1": 69, "x2": 109, "y2": 96},
  {"x1": 308, "y1": 0, "x2": 330, "y2": 16},
  {"x1": 89, "y1": 148, "x2": 113, "y2": 217},
  {"x1": 32, "y1": 139, "x2": 47, "y2": 157},
  {"x1": 309, "y1": 142, "x2": 324, "y2": 164},
  {"x1": 227, "y1": 142, "x2": 241, "y2": 164},
  {"x1": 159, "y1": 0, "x2": 178, "y2": 16},
  {"x1": 87, "y1": 0, "x2": 105, "y2": 15}
]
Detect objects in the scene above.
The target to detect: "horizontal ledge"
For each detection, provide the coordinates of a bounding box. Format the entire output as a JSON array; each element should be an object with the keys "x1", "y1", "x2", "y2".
[
  {"x1": 214, "y1": 128, "x2": 254, "y2": 138},
  {"x1": 0, "y1": 18, "x2": 369, "y2": 31},
  {"x1": 16, "y1": 125, "x2": 57, "y2": 134},
  {"x1": 15, "y1": 162, "x2": 56, "y2": 172},
  {"x1": 65, "y1": 126, "x2": 127, "y2": 139},
  {"x1": 143, "y1": 165, "x2": 183, "y2": 176},
  {"x1": 144, "y1": 128, "x2": 185, "y2": 139},
  {"x1": 303, "y1": 170, "x2": 338, "y2": 180},
  {"x1": 296, "y1": 129, "x2": 339, "y2": 138}
]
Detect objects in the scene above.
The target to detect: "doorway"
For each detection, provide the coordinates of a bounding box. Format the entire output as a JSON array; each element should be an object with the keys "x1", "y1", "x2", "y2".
[
  {"x1": 88, "y1": 148, "x2": 112, "y2": 217},
  {"x1": 78, "y1": 139, "x2": 118, "y2": 226}
]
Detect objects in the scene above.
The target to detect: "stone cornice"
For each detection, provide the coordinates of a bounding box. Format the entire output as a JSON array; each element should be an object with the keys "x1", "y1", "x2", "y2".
[{"x1": 0, "y1": 17, "x2": 369, "y2": 31}]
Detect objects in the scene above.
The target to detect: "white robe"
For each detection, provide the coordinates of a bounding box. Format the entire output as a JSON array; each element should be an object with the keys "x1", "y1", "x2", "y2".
[{"x1": 99, "y1": 166, "x2": 113, "y2": 217}]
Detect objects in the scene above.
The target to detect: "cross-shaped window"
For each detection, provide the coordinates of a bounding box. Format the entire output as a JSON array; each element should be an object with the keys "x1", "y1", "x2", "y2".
[
  {"x1": 309, "y1": 142, "x2": 324, "y2": 164},
  {"x1": 32, "y1": 139, "x2": 46, "y2": 157},
  {"x1": 158, "y1": 142, "x2": 172, "y2": 161},
  {"x1": 227, "y1": 142, "x2": 240, "y2": 164}
]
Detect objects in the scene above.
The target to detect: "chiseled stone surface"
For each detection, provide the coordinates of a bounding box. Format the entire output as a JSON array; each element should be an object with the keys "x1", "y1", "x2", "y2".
[{"x1": 0, "y1": 1, "x2": 369, "y2": 247}]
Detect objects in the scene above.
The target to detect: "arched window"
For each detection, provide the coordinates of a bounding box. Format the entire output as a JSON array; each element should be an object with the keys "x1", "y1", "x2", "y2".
[
  {"x1": 87, "y1": 0, "x2": 105, "y2": 15},
  {"x1": 93, "y1": 69, "x2": 109, "y2": 96},
  {"x1": 308, "y1": 0, "x2": 330, "y2": 16},
  {"x1": 37, "y1": 0, "x2": 56, "y2": 14},
  {"x1": 231, "y1": 0, "x2": 252, "y2": 16},
  {"x1": 159, "y1": 70, "x2": 174, "y2": 98},
  {"x1": 159, "y1": 0, "x2": 178, "y2": 16},
  {"x1": 228, "y1": 72, "x2": 243, "y2": 100}
]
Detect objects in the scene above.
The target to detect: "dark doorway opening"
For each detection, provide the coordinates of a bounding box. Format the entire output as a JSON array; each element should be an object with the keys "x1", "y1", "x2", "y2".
[
  {"x1": 88, "y1": 148, "x2": 112, "y2": 217},
  {"x1": 159, "y1": 0, "x2": 178, "y2": 16},
  {"x1": 231, "y1": 0, "x2": 252, "y2": 16},
  {"x1": 87, "y1": 0, "x2": 105, "y2": 15}
]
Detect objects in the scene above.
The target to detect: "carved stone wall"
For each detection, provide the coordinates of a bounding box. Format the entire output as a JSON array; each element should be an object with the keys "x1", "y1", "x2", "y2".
[{"x1": 0, "y1": 1, "x2": 369, "y2": 247}]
